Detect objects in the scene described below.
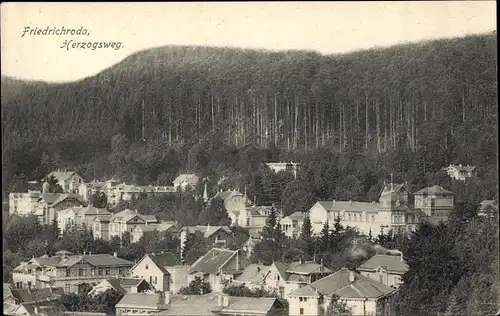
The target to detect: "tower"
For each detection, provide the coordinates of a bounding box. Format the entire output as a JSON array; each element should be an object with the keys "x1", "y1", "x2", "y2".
[{"x1": 203, "y1": 182, "x2": 208, "y2": 203}]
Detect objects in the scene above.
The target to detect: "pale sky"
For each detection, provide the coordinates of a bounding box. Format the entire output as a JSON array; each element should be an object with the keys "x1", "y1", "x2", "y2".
[{"x1": 1, "y1": 1, "x2": 496, "y2": 82}]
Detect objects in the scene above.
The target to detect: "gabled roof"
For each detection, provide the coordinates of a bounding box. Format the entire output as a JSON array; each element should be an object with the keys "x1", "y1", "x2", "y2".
[
  {"x1": 358, "y1": 254, "x2": 409, "y2": 274},
  {"x1": 133, "y1": 224, "x2": 160, "y2": 233},
  {"x1": 220, "y1": 297, "x2": 282, "y2": 314},
  {"x1": 131, "y1": 253, "x2": 178, "y2": 275},
  {"x1": 216, "y1": 190, "x2": 243, "y2": 201},
  {"x1": 446, "y1": 164, "x2": 476, "y2": 172},
  {"x1": 91, "y1": 278, "x2": 147, "y2": 296},
  {"x1": 182, "y1": 225, "x2": 233, "y2": 238},
  {"x1": 116, "y1": 293, "x2": 167, "y2": 310},
  {"x1": 189, "y1": 248, "x2": 238, "y2": 275},
  {"x1": 39, "y1": 193, "x2": 85, "y2": 207},
  {"x1": 234, "y1": 264, "x2": 269, "y2": 284},
  {"x1": 173, "y1": 174, "x2": 199, "y2": 184},
  {"x1": 19, "y1": 300, "x2": 68, "y2": 316},
  {"x1": 110, "y1": 209, "x2": 157, "y2": 224},
  {"x1": 316, "y1": 201, "x2": 380, "y2": 212},
  {"x1": 47, "y1": 171, "x2": 79, "y2": 182},
  {"x1": 16, "y1": 254, "x2": 134, "y2": 270},
  {"x1": 289, "y1": 268, "x2": 395, "y2": 299},
  {"x1": 272, "y1": 261, "x2": 290, "y2": 280},
  {"x1": 156, "y1": 221, "x2": 180, "y2": 232},
  {"x1": 414, "y1": 185, "x2": 454, "y2": 196},
  {"x1": 285, "y1": 261, "x2": 333, "y2": 275},
  {"x1": 11, "y1": 287, "x2": 64, "y2": 303},
  {"x1": 65, "y1": 206, "x2": 110, "y2": 217},
  {"x1": 282, "y1": 211, "x2": 304, "y2": 222},
  {"x1": 380, "y1": 183, "x2": 411, "y2": 196}
]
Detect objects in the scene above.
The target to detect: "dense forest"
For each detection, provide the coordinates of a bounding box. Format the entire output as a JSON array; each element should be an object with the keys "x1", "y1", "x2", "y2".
[{"x1": 1, "y1": 33, "x2": 497, "y2": 201}]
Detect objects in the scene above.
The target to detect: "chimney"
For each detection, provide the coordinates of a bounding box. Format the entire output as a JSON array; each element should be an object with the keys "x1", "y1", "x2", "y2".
[
  {"x1": 165, "y1": 291, "x2": 172, "y2": 305},
  {"x1": 221, "y1": 294, "x2": 229, "y2": 307},
  {"x1": 349, "y1": 270, "x2": 355, "y2": 282},
  {"x1": 113, "y1": 252, "x2": 117, "y2": 257}
]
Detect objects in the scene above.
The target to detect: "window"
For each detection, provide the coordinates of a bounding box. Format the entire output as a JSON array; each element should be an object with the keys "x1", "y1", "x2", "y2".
[
  {"x1": 155, "y1": 276, "x2": 157, "y2": 284},
  {"x1": 299, "y1": 297, "x2": 303, "y2": 302},
  {"x1": 66, "y1": 269, "x2": 71, "y2": 277},
  {"x1": 277, "y1": 275, "x2": 280, "y2": 281},
  {"x1": 27, "y1": 281, "x2": 32, "y2": 289},
  {"x1": 304, "y1": 298, "x2": 308, "y2": 302},
  {"x1": 300, "y1": 308, "x2": 304, "y2": 315},
  {"x1": 379, "y1": 274, "x2": 383, "y2": 283},
  {"x1": 65, "y1": 284, "x2": 70, "y2": 292},
  {"x1": 105, "y1": 269, "x2": 110, "y2": 275},
  {"x1": 145, "y1": 264, "x2": 149, "y2": 270},
  {"x1": 98, "y1": 269, "x2": 103, "y2": 275},
  {"x1": 371, "y1": 215, "x2": 375, "y2": 222},
  {"x1": 150, "y1": 276, "x2": 153, "y2": 284},
  {"x1": 119, "y1": 268, "x2": 123, "y2": 275},
  {"x1": 91, "y1": 269, "x2": 96, "y2": 276},
  {"x1": 78, "y1": 269, "x2": 83, "y2": 276}
]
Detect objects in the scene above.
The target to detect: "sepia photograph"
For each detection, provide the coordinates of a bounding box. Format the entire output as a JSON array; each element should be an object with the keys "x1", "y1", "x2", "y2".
[{"x1": 1, "y1": 2, "x2": 498, "y2": 315}]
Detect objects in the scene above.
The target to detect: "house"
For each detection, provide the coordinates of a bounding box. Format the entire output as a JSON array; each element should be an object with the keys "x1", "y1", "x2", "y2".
[
  {"x1": 92, "y1": 214, "x2": 113, "y2": 240},
  {"x1": 165, "y1": 265, "x2": 190, "y2": 294},
  {"x1": 57, "y1": 206, "x2": 111, "y2": 235},
  {"x1": 179, "y1": 225, "x2": 234, "y2": 258},
  {"x1": 188, "y1": 248, "x2": 250, "y2": 292},
  {"x1": 115, "y1": 292, "x2": 284, "y2": 316},
  {"x1": 138, "y1": 185, "x2": 176, "y2": 198},
  {"x1": 87, "y1": 277, "x2": 151, "y2": 296},
  {"x1": 12, "y1": 250, "x2": 134, "y2": 293},
  {"x1": 3, "y1": 285, "x2": 68, "y2": 316},
  {"x1": 239, "y1": 205, "x2": 278, "y2": 236},
  {"x1": 8, "y1": 190, "x2": 41, "y2": 216},
  {"x1": 413, "y1": 185, "x2": 455, "y2": 224},
  {"x1": 443, "y1": 164, "x2": 476, "y2": 181},
  {"x1": 478, "y1": 200, "x2": 498, "y2": 218},
  {"x1": 129, "y1": 252, "x2": 178, "y2": 292},
  {"x1": 283, "y1": 261, "x2": 333, "y2": 298},
  {"x1": 308, "y1": 182, "x2": 420, "y2": 237},
  {"x1": 242, "y1": 235, "x2": 261, "y2": 258},
  {"x1": 156, "y1": 221, "x2": 182, "y2": 235},
  {"x1": 131, "y1": 224, "x2": 160, "y2": 243},
  {"x1": 36, "y1": 193, "x2": 86, "y2": 225},
  {"x1": 173, "y1": 174, "x2": 199, "y2": 191},
  {"x1": 280, "y1": 212, "x2": 305, "y2": 238},
  {"x1": 78, "y1": 180, "x2": 106, "y2": 202},
  {"x1": 266, "y1": 162, "x2": 301, "y2": 179},
  {"x1": 357, "y1": 251, "x2": 408, "y2": 288},
  {"x1": 288, "y1": 268, "x2": 395, "y2": 316},
  {"x1": 213, "y1": 189, "x2": 252, "y2": 226},
  {"x1": 233, "y1": 261, "x2": 289, "y2": 299},
  {"x1": 46, "y1": 170, "x2": 85, "y2": 194},
  {"x1": 108, "y1": 209, "x2": 158, "y2": 240}
]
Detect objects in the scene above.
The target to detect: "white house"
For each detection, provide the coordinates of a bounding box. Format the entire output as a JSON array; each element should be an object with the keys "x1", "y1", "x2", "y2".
[
  {"x1": 443, "y1": 164, "x2": 476, "y2": 181},
  {"x1": 46, "y1": 170, "x2": 85, "y2": 194},
  {"x1": 357, "y1": 251, "x2": 408, "y2": 288},
  {"x1": 280, "y1": 212, "x2": 304, "y2": 238},
  {"x1": 308, "y1": 182, "x2": 421, "y2": 237},
  {"x1": 173, "y1": 174, "x2": 199, "y2": 191},
  {"x1": 129, "y1": 253, "x2": 178, "y2": 292},
  {"x1": 8, "y1": 190, "x2": 41, "y2": 216},
  {"x1": 266, "y1": 162, "x2": 301, "y2": 179},
  {"x1": 413, "y1": 185, "x2": 455, "y2": 224},
  {"x1": 288, "y1": 268, "x2": 395, "y2": 316}
]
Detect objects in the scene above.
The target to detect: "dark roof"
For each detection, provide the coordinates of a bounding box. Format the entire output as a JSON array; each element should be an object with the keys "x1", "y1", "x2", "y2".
[
  {"x1": 286, "y1": 262, "x2": 333, "y2": 275},
  {"x1": 11, "y1": 287, "x2": 64, "y2": 303},
  {"x1": 21, "y1": 300, "x2": 67, "y2": 316},
  {"x1": 149, "y1": 253, "x2": 178, "y2": 273},
  {"x1": 189, "y1": 248, "x2": 237, "y2": 275},
  {"x1": 358, "y1": 254, "x2": 409, "y2": 274},
  {"x1": 19, "y1": 254, "x2": 134, "y2": 269},
  {"x1": 234, "y1": 264, "x2": 269, "y2": 284},
  {"x1": 103, "y1": 279, "x2": 127, "y2": 294},
  {"x1": 289, "y1": 268, "x2": 395, "y2": 299},
  {"x1": 47, "y1": 171, "x2": 78, "y2": 182},
  {"x1": 414, "y1": 185, "x2": 454, "y2": 196}
]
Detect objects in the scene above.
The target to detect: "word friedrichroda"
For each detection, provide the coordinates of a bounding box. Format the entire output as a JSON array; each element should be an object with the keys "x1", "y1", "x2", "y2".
[{"x1": 22, "y1": 26, "x2": 89, "y2": 37}]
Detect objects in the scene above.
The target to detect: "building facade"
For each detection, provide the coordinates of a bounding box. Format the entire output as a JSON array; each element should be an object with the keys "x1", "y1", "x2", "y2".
[
  {"x1": 413, "y1": 185, "x2": 455, "y2": 223},
  {"x1": 12, "y1": 251, "x2": 134, "y2": 294}
]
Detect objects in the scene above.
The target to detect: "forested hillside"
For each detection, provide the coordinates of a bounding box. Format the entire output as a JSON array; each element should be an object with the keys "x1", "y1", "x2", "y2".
[{"x1": 1, "y1": 33, "x2": 497, "y2": 199}]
